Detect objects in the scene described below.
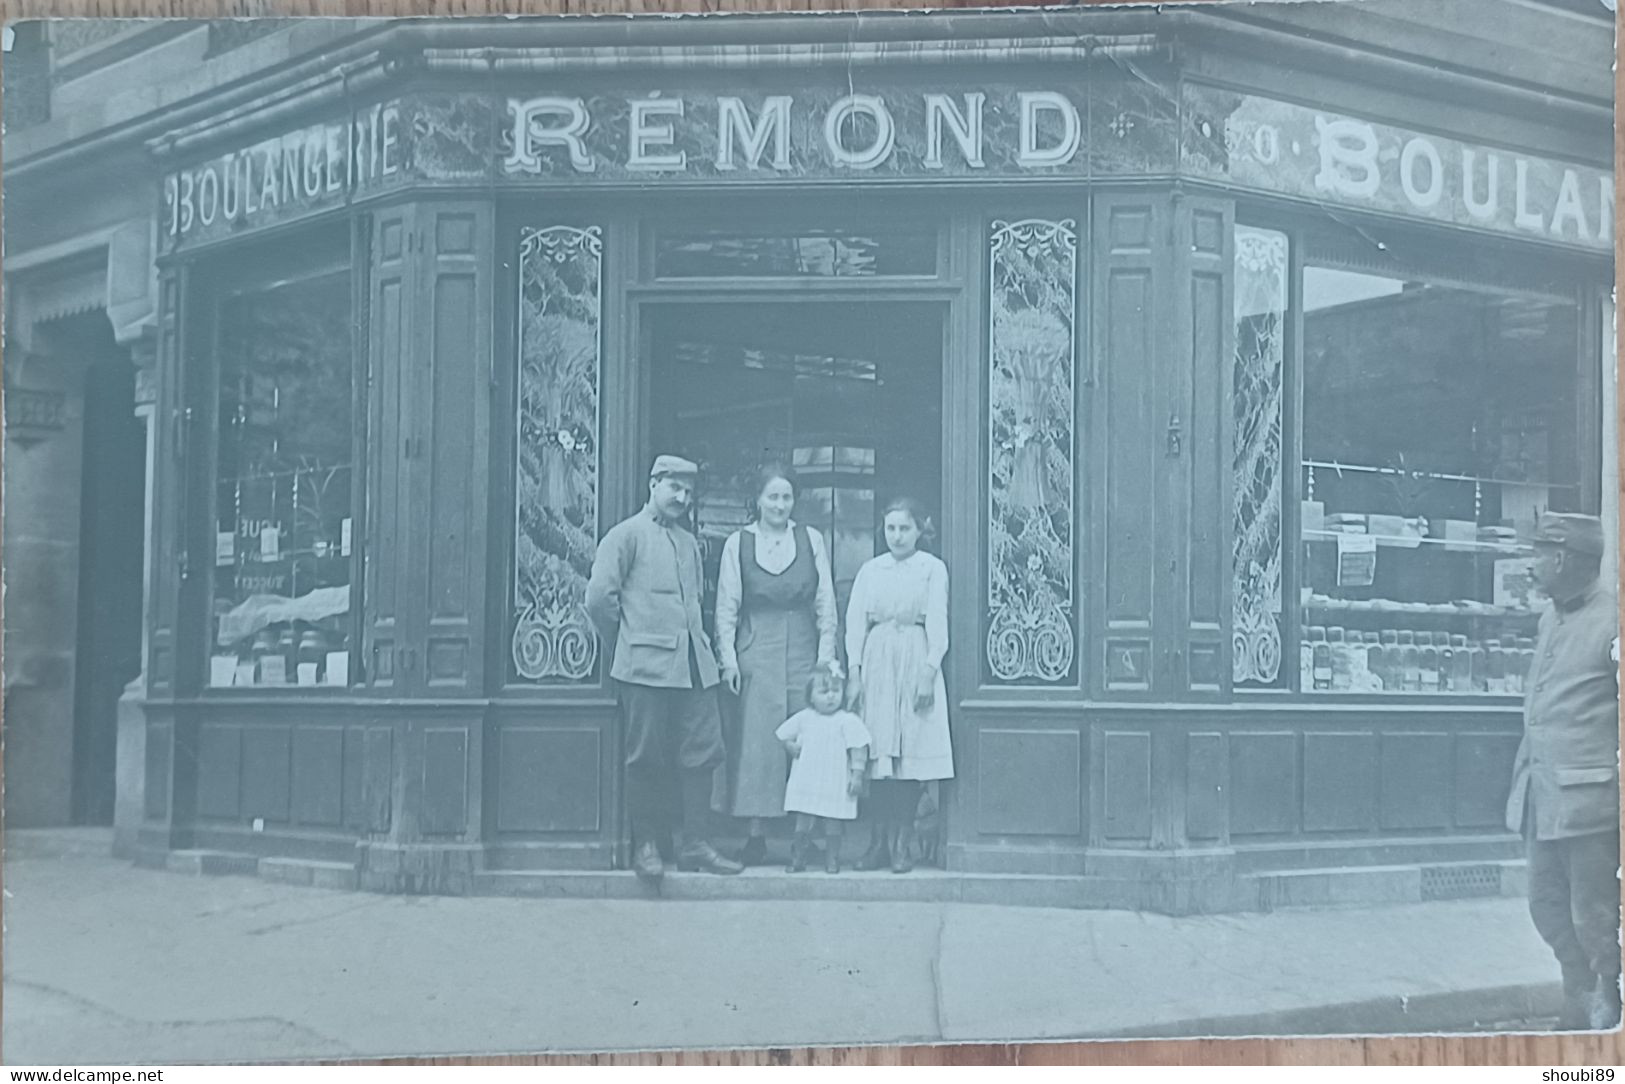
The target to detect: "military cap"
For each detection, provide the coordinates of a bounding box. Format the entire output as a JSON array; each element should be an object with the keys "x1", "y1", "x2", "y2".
[
  {"x1": 1529, "y1": 512, "x2": 1606, "y2": 557},
  {"x1": 649, "y1": 454, "x2": 699, "y2": 480}
]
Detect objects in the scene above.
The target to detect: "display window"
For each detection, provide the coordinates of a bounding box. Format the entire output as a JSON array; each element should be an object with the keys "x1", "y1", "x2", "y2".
[
  {"x1": 205, "y1": 242, "x2": 357, "y2": 689},
  {"x1": 1296, "y1": 264, "x2": 1580, "y2": 695}
]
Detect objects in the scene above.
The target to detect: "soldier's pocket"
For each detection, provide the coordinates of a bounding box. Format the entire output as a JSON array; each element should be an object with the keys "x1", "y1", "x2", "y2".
[
  {"x1": 1555, "y1": 766, "x2": 1621, "y2": 834},
  {"x1": 620, "y1": 631, "x2": 680, "y2": 683}
]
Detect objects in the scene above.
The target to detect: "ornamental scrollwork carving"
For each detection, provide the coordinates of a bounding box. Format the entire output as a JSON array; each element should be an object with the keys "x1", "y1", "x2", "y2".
[{"x1": 986, "y1": 218, "x2": 1077, "y2": 684}]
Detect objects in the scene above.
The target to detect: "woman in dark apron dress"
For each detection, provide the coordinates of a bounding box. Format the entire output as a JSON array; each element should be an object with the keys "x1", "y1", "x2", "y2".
[{"x1": 716, "y1": 464, "x2": 838, "y2": 865}]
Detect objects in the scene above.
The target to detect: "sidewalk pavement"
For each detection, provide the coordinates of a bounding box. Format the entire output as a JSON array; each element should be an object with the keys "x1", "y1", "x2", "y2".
[{"x1": 2, "y1": 829, "x2": 1566, "y2": 1064}]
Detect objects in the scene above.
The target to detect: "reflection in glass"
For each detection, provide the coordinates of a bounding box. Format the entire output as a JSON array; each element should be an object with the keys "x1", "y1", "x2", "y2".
[
  {"x1": 211, "y1": 270, "x2": 353, "y2": 688},
  {"x1": 1298, "y1": 266, "x2": 1580, "y2": 695},
  {"x1": 655, "y1": 228, "x2": 937, "y2": 278}
]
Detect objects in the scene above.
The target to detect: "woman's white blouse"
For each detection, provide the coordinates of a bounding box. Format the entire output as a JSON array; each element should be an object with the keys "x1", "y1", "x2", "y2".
[{"x1": 843, "y1": 551, "x2": 949, "y2": 674}]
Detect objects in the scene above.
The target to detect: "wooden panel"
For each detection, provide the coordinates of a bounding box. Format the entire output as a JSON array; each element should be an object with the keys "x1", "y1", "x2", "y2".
[
  {"x1": 363, "y1": 726, "x2": 393, "y2": 833},
  {"x1": 342, "y1": 726, "x2": 366, "y2": 830},
  {"x1": 146, "y1": 269, "x2": 182, "y2": 695},
  {"x1": 1104, "y1": 636, "x2": 1152, "y2": 692},
  {"x1": 143, "y1": 722, "x2": 171, "y2": 820},
  {"x1": 1455, "y1": 731, "x2": 1521, "y2": 828},
  {"x1": 240, "y1": 725, "x2": 291, "y2": 823},
  {"x1": 1230, "y1": 731, "x2": 1298, "y2": 836},
  {"x1": 421, "y1": 727, "x2": 469, "y2": 836},
  {"x1": 976, "y1": 729, "x2": 1082, "y2": 837},
  {"x1": 1179, "y1": 197, "x2": 1232, "y2": 696},
  {"x1": 1103, "y1": 264, "x2": 1155, "y2": 627},
  {"x1": 426, "y1": 639, "x2": 469, "y2": 686},
  {"x1": 496, "y1": 727, "x2": 603, "y2": 832},
  {"x1": 1101, "y1": 730, "x2": 1152, "y2": 842},
  {"x1": 196, "y1": 725, "x2": 241, "y2": 820},
  {"x1": 1303, "y1": 732, "x2": 1378, "y2": 832},
  {"x1": 366, "y1": 205, "x2": 412, "y2": 691},
  {"x1": 427, "y1": 271, "x2": 476, "y2": 622},
  {"x1": 1379, "y1": 732, "x2": 1454, "y2": 830},
  {"x1": 291, "y1": 727, "x2": 343, "y2": 828},
  {"x1": 1186, "y1": 732, "x2": 1226, "y2": 841},
  {"x1": 418, "y1": 203, "x2": 490, "y2": 696}
]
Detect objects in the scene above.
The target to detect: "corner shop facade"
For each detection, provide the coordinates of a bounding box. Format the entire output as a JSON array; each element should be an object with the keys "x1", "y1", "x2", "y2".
[{"x1": 113, "y1": 7, "x2": 1616, "y2": 905}]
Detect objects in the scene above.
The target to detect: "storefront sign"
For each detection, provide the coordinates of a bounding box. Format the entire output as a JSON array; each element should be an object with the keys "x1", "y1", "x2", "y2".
[
  {"x1": 160, "y1": 83, "x2": 1612, "y2": 253},
  {"x1": 1183, "y1": 86, "x2": 1613, "y2": 251},
  {"x1": 162, "y1": 103, "x2": 401, "y2": 246}
]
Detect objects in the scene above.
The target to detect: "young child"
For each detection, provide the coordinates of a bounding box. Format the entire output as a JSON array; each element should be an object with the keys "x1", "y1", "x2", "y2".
[{"x1": 776, "y1": 663, "x2": 871, "y2": 874}]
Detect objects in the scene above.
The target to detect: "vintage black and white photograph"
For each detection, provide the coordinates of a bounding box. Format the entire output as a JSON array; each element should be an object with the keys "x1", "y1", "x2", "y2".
[{"x1": 1, "y1": 0, "x2": 1620, "y2": 1064}]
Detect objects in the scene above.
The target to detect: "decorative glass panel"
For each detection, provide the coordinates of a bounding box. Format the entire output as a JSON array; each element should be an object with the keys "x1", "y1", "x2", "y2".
[
  {"x1": 210, "y1": 269, "x2": 354, "y2": 688},
  {"x1": 654, "y1": 227, "x2": 937, "y2": 278},
  {"x1": 986, "y1": 218, "x2": 1077, "y2": 685},
  {"x1": 511, "y1": 226, "x2": 603, "y2": 684},
  {"x1": 1232, "y1": 226, "x2": 1288, "y2": 688}
]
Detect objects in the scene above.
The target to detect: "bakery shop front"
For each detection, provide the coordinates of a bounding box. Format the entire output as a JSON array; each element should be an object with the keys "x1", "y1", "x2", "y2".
[{"x1": 136, "y1": 7, "x2": 1615, "y2": 908}]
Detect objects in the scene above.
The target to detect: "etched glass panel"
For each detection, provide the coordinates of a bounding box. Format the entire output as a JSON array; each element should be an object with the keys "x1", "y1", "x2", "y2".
[
  {"x1": 511, "y1": 226, "x2": 603, "y2": 684},
  {"x1": 1233, "y1": 226, "x2": 1288, "y2": 688},
  {"x1": 986, "y1": 218, "x2": 1077, "y2": 685}
]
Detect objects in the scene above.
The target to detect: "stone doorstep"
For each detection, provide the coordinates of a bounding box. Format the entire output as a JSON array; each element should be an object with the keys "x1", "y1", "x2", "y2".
[{"x1": 137, "y1": 846, "x2": 1532, "y2": 914}]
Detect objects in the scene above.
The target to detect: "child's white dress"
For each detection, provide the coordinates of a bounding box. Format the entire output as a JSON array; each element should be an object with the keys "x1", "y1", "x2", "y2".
[{"x1": 776, "y1": 708, "x2": 872, "y2": 820}]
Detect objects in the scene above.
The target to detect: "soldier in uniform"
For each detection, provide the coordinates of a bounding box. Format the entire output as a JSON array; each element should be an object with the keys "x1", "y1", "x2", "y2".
[
  {"x1": 1505, "y1": 512, "x2": 1620, "y2": 1029},
  {"x1": 587, "y1": 455, "x2": 744, "y2": 883}
]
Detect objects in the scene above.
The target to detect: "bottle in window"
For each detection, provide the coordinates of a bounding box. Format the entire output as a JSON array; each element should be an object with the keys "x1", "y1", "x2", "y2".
[
  {"x1": 1418, "y1": 633, "x2": 1439, "y2": 692},
  {"x1": 254, "y1": 629, "x2": 281, "y2": 685},
  {"x1": 1437, "y1": 635, "x2": 1454, "y2": 692},
  {"x1": 1364, "y1": 632, "x2": 1384, "y2": 691},
  {"x1": 1516, "y1": 637, "x2": 1536, "y2": 693},
  {"x1": 1467, "y1": 638, "x2": 1487, "y2": 693},
  {"x1": 1501, "y1": 635, "x2": 1524, "y2": 694},
  {"x1": 1486, "y1": 639, "x2": 1506, "y2": 695},
  {"x1": 1328, "y1": 627, "x2": 1352, "y2": 691},
  {"x1": 298, "y1": 630, "x2": 324, "y2": 686},
  {"x1": 1378, "y1": 630, "x2": 1400, "y2": 690},
  {"x1": 1398, "y1": 631, "x2": 1420, "y2": 692},
  {"x1": 1301, "y1": 632, "x2": 1315, "y2": 691},
  {"x1": 1450, "y1": 634, "x2": 1472, "y2": 693},
  {"x1": 1310, "y1": 627, "x2": 1332, "y2": 691}
]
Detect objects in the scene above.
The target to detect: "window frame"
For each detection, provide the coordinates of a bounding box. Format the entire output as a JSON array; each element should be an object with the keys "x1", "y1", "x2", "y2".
[
  {"x1": 1234, "y1": 204, "x2": 1607, "y2": 703},
  {"x1": 187, "y1": 223, "x2": 365, "y2": 696}
]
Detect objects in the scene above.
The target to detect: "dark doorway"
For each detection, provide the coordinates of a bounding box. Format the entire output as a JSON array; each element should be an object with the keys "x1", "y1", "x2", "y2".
[
  {"x1": 643, "y1": 299, "x2": 947, "y2": 865},
  {"x1": 70, "y1": 319, "x2": 145, "y2": 825}
]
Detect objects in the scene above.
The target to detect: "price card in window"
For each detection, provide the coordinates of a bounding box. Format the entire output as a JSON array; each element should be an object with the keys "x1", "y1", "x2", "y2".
[
  {"x1": 1495, "y1": 557, "x2": 1538, "y2": 610},
  {"x1": 341, "y1": 517, "x2": 352, "y2": 558},
  {"x1": 216, "y1": 531, "x2": 235, "y2": 567},
  {"x1": 260, "y1": 526, "x2": 281, "y2": 561},
  {"x1": 1336, "y1": 533, "x2": 1377, "y2": 588}
]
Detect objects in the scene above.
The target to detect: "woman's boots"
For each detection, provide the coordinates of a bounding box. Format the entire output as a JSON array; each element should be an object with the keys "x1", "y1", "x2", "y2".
[
  {"x1": 890, "y1": 822, "x2": 914, "y2": 874},
  {"x1": 787, "y1": 832, "x2": 813, "y2": 873},
  {"x1": 855, "y1": 821, "x2": 891, "y2": 871}
]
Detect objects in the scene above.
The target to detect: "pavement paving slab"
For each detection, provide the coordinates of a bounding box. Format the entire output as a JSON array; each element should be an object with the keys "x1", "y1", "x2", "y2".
[{"x1": 0, "y1": 830, "x2": 1569, "y2": 1064}]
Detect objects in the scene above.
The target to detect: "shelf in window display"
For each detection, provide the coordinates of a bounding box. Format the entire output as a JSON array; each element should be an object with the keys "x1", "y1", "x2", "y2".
[
  {"x1": 1305, "y1": 594, "x2": 1538, "y2": 620},
  {"x1": 1301, "y1": 459, "x2": 1580, "y2": 491},
  {"x1": 1301, "y1": 528, "x2": 1531, "y2": 555}
]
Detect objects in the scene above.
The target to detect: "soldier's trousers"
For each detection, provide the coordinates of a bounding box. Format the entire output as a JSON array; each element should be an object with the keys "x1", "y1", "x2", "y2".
[
  {"x1": 1527, "y1": 830, "x2": 1622, "y2": 987},
  {"x1": 618, "y1": 675, "x2": 726, "y2": 848}
]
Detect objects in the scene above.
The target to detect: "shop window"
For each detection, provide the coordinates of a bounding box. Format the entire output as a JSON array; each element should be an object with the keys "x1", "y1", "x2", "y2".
[
  {"x1": 209, "y1": 268, "x2": 355, "y2": 688},
  {"x1": 985, "y1": 218, "x2": 1078, "y2": 686},
  {"x1": 1296, "y1": 265, "x2": 1580, "y2": 695},
  {"x1": 653, "y1": 226, "x2": 937, "y2": 278}
]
